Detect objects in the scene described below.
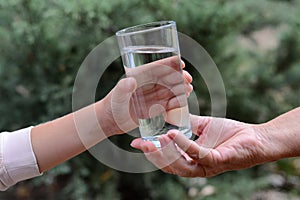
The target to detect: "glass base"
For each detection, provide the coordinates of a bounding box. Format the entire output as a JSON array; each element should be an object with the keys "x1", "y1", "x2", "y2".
[{"x1": 142, "y1": 128, "x2": 192, "y2": 148}]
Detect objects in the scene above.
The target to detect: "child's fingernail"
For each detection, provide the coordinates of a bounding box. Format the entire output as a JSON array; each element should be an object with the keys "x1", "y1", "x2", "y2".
[
  {"x1": 167, "y1": 130, "x2": 178, "y2": 139},
  {"x1": 130, "y1": 140, "x2": 137, "y2": 147},
  {"x1": 142, "y1": 145, "x2": 149, "y2": 152}
]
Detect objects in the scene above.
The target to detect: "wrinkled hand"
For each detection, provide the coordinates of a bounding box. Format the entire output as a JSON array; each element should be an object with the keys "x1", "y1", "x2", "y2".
[
  {"x1": 100, "y1": 57, "x2": 193, "y2": 136},
  {"x1": 131, "y1": 115, "x2": 269, "y2": 177}
]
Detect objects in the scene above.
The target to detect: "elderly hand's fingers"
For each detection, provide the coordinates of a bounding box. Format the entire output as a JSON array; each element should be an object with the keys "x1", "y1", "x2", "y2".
[
  {"x1": 131, "y1": 138, "x2": 174, "y2": 171},
  {"x1": 167, "y1": 129, "x2": 222, "y2": 174},
  {"x1": 130, "y1": 136, "x2": 208, "y2": 177},
  {"x1": 167, "y1": 130, "x2": 200, "y2": 160},
  {"x1": 158, "y1": 135, "x2": 205, "y2": 177},
  {"x1": 189, "y1": 115, "x2": 212, "y2": 136},
  {"x1": 131, "y1": 135, "x2": 194, "y2": 175},
  {"x1": 167, "y1": 130, "x2": 211, "y2": 160},
  {"x1": 130, "y1": 138, "x2": 157, "y2": 152},
  {"x1": 159, "y1": 135, "x2": 184, "y2": 164}
]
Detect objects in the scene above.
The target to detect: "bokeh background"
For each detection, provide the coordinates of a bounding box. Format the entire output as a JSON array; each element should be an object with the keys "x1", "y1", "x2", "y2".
[{"x1": 1, "y1": 0, "x2": 300, "y2": 199}]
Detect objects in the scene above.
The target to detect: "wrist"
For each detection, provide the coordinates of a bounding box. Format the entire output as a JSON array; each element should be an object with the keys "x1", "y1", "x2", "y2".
[
  {"x1": 254, "y1": 120, "x2": 296, "y2": 163},
  {"x1": 95, "y1": 96, "x2": 123, "y2": 137}
]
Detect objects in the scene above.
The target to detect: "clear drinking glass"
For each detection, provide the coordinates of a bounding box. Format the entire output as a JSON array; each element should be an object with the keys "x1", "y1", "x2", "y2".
[{"x1": 116, "y1": 21, "x2": 192, "y2": 148}]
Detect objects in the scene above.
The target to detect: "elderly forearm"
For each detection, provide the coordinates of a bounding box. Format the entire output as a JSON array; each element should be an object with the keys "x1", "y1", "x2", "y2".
[{"x1": 258, "y1": 107, "x2": 300, "y2": 162}]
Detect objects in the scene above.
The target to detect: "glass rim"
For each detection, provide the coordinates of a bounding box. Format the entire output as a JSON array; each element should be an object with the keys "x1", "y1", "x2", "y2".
[{"x1": 116, "y1": 21, "x2": 176, "y2": 36}]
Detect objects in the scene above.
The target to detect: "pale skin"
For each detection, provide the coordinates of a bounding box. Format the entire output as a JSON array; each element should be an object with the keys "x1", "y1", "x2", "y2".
[
  {"x1": 131, "y1": 107, "x2": 300, "y2": 177},
  {"x1": 31, "y1": 57, "x2": 193, "y2": 172}
]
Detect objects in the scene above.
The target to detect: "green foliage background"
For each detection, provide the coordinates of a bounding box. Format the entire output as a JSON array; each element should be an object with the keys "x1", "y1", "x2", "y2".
[{"x1": 0, "y1": 0, "x2": 300, "y2": 199}]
